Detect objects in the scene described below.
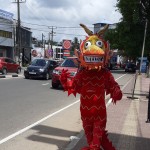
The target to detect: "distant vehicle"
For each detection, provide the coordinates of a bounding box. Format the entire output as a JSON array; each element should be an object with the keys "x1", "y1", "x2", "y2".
[
  {"x1": 0, "y1": 57, "x2": 21, "y2": 74},
  {"x1": 51, "y1": 57, "x2": 79, "y2": 89},
  {"x1": 108, "y1": 63, "x2": 120, "y2": 70},
  {"x1": 125, "y1": 63, "x2": 136, "y2": 73},
  {"x1": 24, "y1": 58, "x2": 58, "y2": 80}
]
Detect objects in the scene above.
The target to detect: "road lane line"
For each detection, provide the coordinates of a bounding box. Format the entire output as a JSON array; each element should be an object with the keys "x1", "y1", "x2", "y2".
[
  {"x1": 0, "y1": 100, "x2": 79, "y2": 144},
  {"x1": 42, "y1": 83, "x2": 49, "y2": 85},
  {"x1": 115, "y1": 73, "x2": 127, "y2": 81},
  {"x1": 0, "y1": 73, "x2": 128, "y2": 144},
  {"x1": 106, "y1": 73, "x2": 134, "y2": 107}
]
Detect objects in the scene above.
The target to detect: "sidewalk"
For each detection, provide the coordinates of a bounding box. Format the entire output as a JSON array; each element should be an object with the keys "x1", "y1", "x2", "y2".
[{"x1": 66, "y1": 73, "x2": 150, "y2": 150}]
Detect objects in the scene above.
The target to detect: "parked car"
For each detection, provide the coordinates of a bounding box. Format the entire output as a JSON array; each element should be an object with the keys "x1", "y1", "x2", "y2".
[
  {"x1": 125, "y1": 63, "x2": 136, "y2": 73},
  {"x1": 51, "y1": 57, "x2": 79, "y2": 89},
  {"x1": 24, "y1": 58, "x2": 58, "y2": 80},
  {"x1": 0, "y1": 57, "x2": 21, "y2": 74}
]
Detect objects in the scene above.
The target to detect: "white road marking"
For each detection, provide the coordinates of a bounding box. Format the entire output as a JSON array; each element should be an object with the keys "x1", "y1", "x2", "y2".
[
  {"x1": 0, "y1": 73, "x2": 129, "y2": 144},
  {"x1": 0, "y1": 100, "x2": 80, "y2": 144},
  {"x1": 42, "y1": 83, "x2": 49, "y2": 85},
  {"x1": 106, "y1": 73, "x2": 131, "y2": 107}
]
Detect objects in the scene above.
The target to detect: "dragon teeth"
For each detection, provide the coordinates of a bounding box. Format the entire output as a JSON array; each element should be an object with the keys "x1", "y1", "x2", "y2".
[{"x1": 84, "y1": 56, "x2": 103, "y2": 62}]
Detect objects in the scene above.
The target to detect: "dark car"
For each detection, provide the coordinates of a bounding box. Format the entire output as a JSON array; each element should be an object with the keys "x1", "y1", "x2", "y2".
[
  {"x1": 0, "y1": 57, "x2": 21, "y2": 74},
  {"x1": 125, "y1": 63, "x2": 136, "y2": 73},
  {"x1": 51, "y1": 57, "x2": 79, "y2": 88},
  {"x1": 24, "y1": 58, "x2": 58, "y2": 80}
]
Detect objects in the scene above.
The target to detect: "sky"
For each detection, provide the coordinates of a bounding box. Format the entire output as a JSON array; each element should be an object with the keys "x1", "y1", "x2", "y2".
[{"x1": 0, "y1": 0, "x2": 122, "y2": 43}]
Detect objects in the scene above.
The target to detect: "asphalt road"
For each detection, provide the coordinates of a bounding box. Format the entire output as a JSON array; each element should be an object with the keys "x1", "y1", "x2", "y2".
[
  {"x1": 0, "y1": 70, "x2": 135, "y2": 149},
  {"x1": 0, "y1": 75, "x2": 79, "y2": 140}
]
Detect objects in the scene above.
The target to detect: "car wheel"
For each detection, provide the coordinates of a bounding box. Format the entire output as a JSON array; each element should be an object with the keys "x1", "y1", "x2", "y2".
[
  {"x1": 17, "y1": 68, "x2": 21, "y2": 74},
  {"x1": 45, "y1": 73, "x2": 50, "y2": 80},
  {"x1": 52, "y1": 82, "x2": 59, "y2": 89},
  {"x1": 2, "y1": 68, "x2": 7, "y2": 75},
  {"x1": 25, "y1": 75, "x2": 29, "y2": 79}
]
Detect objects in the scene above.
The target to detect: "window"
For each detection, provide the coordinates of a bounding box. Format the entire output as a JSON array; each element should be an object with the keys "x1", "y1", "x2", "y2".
[{"x1": 0, "y1": 30, "x2": 12, "y2": 38}]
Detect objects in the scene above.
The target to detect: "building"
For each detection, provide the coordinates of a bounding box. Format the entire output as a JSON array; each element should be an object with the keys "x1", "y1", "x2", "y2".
[
  {"x1": 15, "y1": 24, "x2": 32, "y2": 65},
  {"x1": 0, "y1": 9, "x2": 14, "y2": 59},
  {"x1": 93, "y1": 22, "x2": 117, "y2": 33},
  {"x1": 0, "y1": 9, "x2": 32, "y2": 66}
]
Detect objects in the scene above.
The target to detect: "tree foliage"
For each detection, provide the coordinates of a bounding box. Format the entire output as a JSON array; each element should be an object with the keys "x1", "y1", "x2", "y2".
[
  {"x1": 71, "y1": 37, "x2": 80, "y2": 56},
  {"x1": 105, "y1": 0, "x2": 150, "y2": 60}
]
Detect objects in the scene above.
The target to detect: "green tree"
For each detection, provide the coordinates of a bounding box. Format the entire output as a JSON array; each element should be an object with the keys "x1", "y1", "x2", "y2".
[
  {"x1": 71, "y1": 37, "x2": 80, "y2": 56},
  {"x1": 105, "y1": 0, "x2": 150, "y2": 60}
]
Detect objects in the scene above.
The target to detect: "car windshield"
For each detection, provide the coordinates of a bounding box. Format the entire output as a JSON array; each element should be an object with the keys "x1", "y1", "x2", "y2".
[
  {"x1": 60, "y1": 58, "x2": 78, "y2": 67},
  {"x1": 31, "y1": 59, "x2": 47, "y2": 67}
]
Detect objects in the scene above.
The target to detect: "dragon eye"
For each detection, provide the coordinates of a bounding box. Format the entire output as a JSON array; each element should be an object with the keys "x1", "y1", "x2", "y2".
[
  {"x1": 96, "y1": 40, "x2": 103, "y2": 48},
  {"x1": 84, "y1": 41, "x2": 91, "y2": 49}
]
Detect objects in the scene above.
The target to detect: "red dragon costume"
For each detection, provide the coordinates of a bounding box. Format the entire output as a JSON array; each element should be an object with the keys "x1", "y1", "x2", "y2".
[{"x1": 60, "y1": 23, "x2": 122, "y2": 150}]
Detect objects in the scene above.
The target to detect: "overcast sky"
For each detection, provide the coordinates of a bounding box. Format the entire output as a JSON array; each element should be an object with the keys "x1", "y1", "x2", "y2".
[{"x1": 1, "y1": 0, "x2": 122, "y2": 42}]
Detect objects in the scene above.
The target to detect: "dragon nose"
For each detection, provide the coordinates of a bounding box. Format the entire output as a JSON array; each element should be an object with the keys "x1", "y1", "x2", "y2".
[{"x1": 85, "y1": 45, "x2": 104, "y2": 55}]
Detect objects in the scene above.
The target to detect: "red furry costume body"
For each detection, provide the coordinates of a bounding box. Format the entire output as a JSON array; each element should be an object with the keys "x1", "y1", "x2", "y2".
[{"x1": 60, "y1": 24, "x2": 122, "y2": 150}]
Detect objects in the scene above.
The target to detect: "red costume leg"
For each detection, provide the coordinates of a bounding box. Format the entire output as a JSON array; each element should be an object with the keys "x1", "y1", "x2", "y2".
[
  {"x1": 81, "y1": 146, "x2": 90, "y2": 150},
  {"x1": 101, "y1": 131, "x2": 116, "y2": 150},
  {"x1": 82, "y1": 120, "x2": 105, "y2": 150},
  {"x1": 82, "y1": 120, "x2": 93, "y2": 149},
  {"x1": 89, "y1": 120, "x2": 104, "y2": 150}
]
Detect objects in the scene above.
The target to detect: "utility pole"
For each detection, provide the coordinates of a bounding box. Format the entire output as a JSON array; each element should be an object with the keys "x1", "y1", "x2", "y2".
[
  {"x1": 12, "y1": 0, "x2": 26, "y2": 65},
  {"x1": 48, "y1": 26, "x2": 56, "y2": 50},
  {"x1": 48, "y1": 32, "x2": 50, "y2": 50},
  {"x1": 42, "y1": 33, "x2": 45, "y2": 58}
]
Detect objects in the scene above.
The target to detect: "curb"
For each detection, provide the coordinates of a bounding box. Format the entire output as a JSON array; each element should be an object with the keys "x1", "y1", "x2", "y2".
[
  {"x1": 0, "y1": 75, "x2": 6, "y2": 78},
  {"x1": 0, "y1": 74, "x2": 19, "y2": 78},
  {"x1": 12, "y1": 74, "x2": 19, "y2": 77},
  {"x1": 65, "y1": 130, "x2": 84, "y2": 150}
]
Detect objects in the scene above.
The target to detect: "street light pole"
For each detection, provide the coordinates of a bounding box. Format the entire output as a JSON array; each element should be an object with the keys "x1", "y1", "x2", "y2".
[{"x1": 139, "y1": 19, "x2": 148, "y2": 74}]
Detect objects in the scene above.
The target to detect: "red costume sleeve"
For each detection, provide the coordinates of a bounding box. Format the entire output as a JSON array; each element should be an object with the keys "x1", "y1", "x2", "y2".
[
  {"x1": 105, "y1": 70, "x2": 122, "y2": 104},
  {"x1": 59, "y1": 69, "x2": 82, "y2": 96}
]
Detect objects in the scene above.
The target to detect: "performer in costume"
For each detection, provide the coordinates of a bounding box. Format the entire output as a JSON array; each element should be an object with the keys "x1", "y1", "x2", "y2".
[{"x1": 60, "y1": 23, "x2": 122, "y2": 150}]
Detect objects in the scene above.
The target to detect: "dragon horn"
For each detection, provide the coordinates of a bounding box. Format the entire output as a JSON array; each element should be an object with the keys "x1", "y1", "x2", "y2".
[
  {"x1": 97, "y1": 24, "x2": 109, "y2": 36},
  {"x1": 80, "y1": 23, "x2": 93, "y2": 36}
]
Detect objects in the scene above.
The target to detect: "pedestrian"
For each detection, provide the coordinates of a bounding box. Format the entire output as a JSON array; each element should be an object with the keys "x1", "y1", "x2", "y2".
[{"x1": 60, "y1": 23, "x2": 122, "y2": 150}]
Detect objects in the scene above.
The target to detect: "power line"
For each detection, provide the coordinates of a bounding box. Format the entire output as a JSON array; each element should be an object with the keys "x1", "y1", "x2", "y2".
[{"x1": 21, "y1": 21, "x2": 93, "y2": 29}]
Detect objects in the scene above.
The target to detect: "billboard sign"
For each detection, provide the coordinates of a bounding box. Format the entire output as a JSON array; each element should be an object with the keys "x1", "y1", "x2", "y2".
[
  {"x1": 0, "y1": 9, "x2": 13, "y2": 21},
  {"x1": 62, "y1": 40, "x2": 71, "y2": 58},
  {"x1": 63, "y1": 40, "x2": 71, "y2": 49}
]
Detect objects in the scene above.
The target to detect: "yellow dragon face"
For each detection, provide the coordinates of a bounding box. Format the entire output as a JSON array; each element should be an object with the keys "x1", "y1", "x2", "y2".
[{"x1": 75, "y1": 23, "x2": 110, "y2": 70}]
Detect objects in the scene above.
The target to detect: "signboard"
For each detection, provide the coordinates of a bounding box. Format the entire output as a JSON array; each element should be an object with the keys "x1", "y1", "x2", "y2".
[
  {"x1": 62, "y1": 40, "x2": 71, "y2": 58},
  {"x1": 63, "y1": 49, "x2": 70, "y2": 57},
  {"x1": 0, "y1": 9, "x2": 13, "y2": 21},
  {"x1": 138, "y1": 57, "x2": 148, "y2": 73},
  {"x1": 45, "y1": 49, "x2": 53, "y2": 58},
  {"x1": 63, "y1": 40, "x2": 71, "y2": 49},
  {"x1": 31, "y1": 44, "x2": 44, "y2": 61}
]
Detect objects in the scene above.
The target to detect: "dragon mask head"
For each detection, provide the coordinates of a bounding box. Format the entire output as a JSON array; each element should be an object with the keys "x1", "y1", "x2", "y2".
[{"x1": 75, "y1": 23, "x2": 111, "y2": 70}]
